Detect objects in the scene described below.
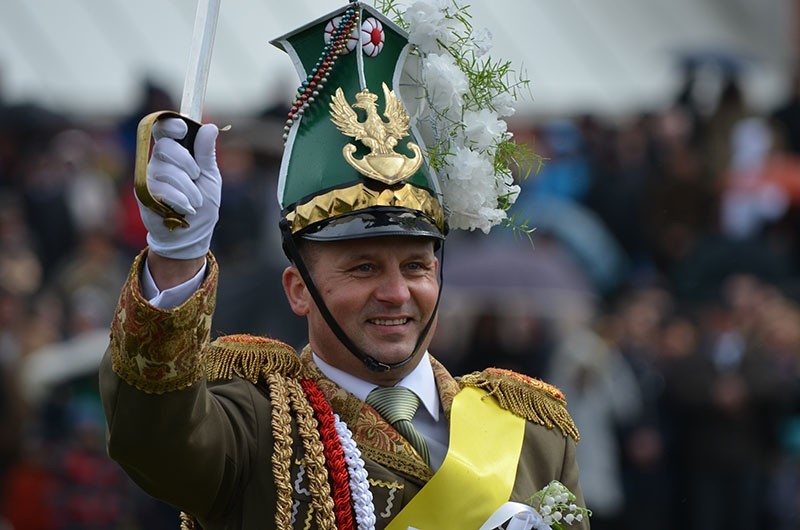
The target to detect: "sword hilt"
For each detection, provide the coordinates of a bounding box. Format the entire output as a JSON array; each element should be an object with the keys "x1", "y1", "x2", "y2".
[{"x1": 134, "y1": 110, "x2": 202, "y2": 230}]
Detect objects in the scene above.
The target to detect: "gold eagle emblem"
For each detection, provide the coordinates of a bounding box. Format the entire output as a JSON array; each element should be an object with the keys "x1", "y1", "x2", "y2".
[{"x1": 329, "y1": 83, "x2": 423, "y2": 185}]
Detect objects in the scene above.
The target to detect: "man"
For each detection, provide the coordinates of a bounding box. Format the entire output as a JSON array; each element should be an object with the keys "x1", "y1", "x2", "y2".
[{"x1": 100, "y1": 4, "x2": 587, "y2": 529}]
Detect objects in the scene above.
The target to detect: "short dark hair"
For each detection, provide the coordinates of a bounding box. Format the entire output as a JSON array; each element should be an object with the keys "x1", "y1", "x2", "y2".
[{"x1": 292, "y1": 238, "x2": 320, "y2": 271}]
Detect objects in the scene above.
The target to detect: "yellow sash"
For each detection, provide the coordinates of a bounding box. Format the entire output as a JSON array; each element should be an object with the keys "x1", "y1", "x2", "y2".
[{"x1": 385, "y1": 386, "x2": 526, "y2": 530}]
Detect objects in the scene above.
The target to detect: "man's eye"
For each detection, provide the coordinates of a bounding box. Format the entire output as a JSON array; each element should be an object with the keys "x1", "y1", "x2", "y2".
[{"x1": 354, "y1": 264, "x2": 373, "y2": 273}]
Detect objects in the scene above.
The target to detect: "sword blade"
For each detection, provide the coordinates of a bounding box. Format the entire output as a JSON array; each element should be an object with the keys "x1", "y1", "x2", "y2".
[{"x1": 180, "y1": 0, "x2": 221, "y2": 122}]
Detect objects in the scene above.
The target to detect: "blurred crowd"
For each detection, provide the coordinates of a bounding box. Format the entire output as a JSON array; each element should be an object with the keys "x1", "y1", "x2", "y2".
[{"x1": 1, "y1": 57, "x2": 800, "y2": 530}]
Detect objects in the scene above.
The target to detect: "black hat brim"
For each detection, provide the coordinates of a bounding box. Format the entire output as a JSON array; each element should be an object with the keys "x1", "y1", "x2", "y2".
[{"x1": 297, "y1": 207, "x2": 445, "y2": 242}]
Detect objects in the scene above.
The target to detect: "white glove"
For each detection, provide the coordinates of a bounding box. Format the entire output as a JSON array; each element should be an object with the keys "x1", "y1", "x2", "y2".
[{"x1": 138, "y1": 118, "x2": 221, "y2": 259}]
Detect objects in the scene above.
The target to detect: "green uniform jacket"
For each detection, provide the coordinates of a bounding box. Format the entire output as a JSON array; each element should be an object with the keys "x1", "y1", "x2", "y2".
[{"x1": 100, "y1": 250, "x2": 588, "y2": 530}]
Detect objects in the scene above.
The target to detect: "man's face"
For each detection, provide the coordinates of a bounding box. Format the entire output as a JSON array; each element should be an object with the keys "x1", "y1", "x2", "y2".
[{"x1": 282, "y1": 236, "x2": 439, "y2": 385}]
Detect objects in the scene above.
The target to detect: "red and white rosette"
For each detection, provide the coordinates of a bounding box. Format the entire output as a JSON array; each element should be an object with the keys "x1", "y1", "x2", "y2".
[
  {"x1": 324, "y1": 16, "x2": 359, "y2": 54},
  {"x1": 360, "y1": 17, "x2": 384, "y2": 57}
]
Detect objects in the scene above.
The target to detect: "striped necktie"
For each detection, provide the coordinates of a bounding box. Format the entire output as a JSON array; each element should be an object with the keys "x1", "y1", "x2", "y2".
[{"x1": 366, "y1": 386, "x2": 431, "y2": 466}]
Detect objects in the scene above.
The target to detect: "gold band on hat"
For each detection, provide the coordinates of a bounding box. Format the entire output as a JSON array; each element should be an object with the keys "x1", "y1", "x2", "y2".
[{"x1": 285, "y1": 182, "x2": 445, "y2": 235}]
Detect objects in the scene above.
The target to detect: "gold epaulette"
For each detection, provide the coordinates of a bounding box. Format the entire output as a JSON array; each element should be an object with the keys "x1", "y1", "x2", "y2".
[
  {"x1": 203, "y1": 334, "x2": 303, "y2": 383},
  {"x1": 458, "y1": 368, "x2": 580, "y2": 442}
]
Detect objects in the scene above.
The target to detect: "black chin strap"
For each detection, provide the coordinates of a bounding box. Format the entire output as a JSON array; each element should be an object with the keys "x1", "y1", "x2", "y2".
[{"x1": 280, "y1": 220, "x2": 445, "y2": 372}]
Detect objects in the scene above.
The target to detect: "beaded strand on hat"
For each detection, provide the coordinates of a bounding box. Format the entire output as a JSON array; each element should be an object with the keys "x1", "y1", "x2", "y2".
[{"x1": 283, "y1": 5, "x2": 360, "y2": 142}]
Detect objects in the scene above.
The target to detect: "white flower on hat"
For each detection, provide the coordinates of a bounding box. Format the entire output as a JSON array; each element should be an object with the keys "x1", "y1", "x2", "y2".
[
  {"x1": 442, "y1": 147, "x2": 505, "y2": 233},
  {"x1": 376, "y1": 0, "x2": 534, "y2": 235},
  {"x1": 462, "y1": 108, "x2": 509, "y2": 151},
  {"x1": 506, "y1": 182, "x2": 521, "y2": 205},
  {"x1": 491, "y1": 91, "x2": 516, "y2": 118},
  {"x1": 422, "y1": 53, "x2": 468, "y2": 117},
  {"x1": 404, "y1": 0, "x2": 456, "y2": 54},
  {"x1": 470, "y1": 27, "x2": 493, "y2": 58}
]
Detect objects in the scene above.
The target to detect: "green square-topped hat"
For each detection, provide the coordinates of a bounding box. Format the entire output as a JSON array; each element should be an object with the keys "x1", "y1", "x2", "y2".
[{"x1": 272, "y1": 1, "x2": 446, "y2": 242}]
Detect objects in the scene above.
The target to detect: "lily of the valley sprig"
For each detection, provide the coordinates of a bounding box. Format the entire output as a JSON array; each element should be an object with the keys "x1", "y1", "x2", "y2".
[{"x1": 525, "y1": 480, "x2": 592, "y2": 529}]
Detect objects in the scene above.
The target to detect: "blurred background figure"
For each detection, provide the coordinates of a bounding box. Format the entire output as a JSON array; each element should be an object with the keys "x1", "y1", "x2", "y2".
[
  {"x1": 771, "y1": 69, "x2": 800, "y2": 156},
  {"x1": 664, "y1": 276, "x2": 787, "y2": 530},
  {"x1": 603, "y1": 288, "x2": 676, "y2": 530},
  {"x1": 525, "y1": 119, "x2": 592, "y2": 203},
  {"x1": 546, "y1": 323, "x2": 642, "y2": 530},
  {"x1": 719, "y1": 117, "x2": 790, "y2": 240}
]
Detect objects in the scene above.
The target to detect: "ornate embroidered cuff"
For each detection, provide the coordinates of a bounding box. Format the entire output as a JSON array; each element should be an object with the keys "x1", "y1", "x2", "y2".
[{"x1": 109, "y1": 248, "x2": 218, "y2": 394}]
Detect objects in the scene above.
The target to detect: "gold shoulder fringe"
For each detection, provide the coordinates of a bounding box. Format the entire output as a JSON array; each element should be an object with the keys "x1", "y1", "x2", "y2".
[
  {"x1": 204, "y1": 334, "x2": 302, "y2": 383},
  {"x1": 459, "y1": 368, "x2": 580, "y2": 442}
]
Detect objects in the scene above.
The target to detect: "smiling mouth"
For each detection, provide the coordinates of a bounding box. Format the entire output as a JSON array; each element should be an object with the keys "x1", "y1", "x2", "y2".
[{"x1": 368, "y1": 318, "x2": 410, "y2": 326}]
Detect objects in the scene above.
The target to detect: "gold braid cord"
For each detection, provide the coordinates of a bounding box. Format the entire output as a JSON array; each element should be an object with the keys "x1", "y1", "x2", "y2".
[
  {"x1": 268, "y1": 373, "x2": 295, "y2": 530},
  {"x1": 179, "y1": 511, "x2": 199, "y2": 530},
  {"x1": 109, "y1": 248, "x2": 218, "y2": 394},
  {"x1": 459, "y1": 368, "x2": 580, "y2": 442},
  {"x1": 204, "y1": 334, "x2": 302, "y2": 383},
  {"x1": 285, "y1": 378, "x2": 337, "y2": 530}
]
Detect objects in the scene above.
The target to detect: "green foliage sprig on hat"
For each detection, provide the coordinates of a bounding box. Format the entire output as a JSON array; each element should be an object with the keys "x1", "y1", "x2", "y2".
[{"x1": 373, "y1": 0, "x2": 539, "y2": 235}]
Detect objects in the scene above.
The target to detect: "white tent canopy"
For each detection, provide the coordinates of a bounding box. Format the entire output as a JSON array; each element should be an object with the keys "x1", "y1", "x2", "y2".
[{"x1": 0, "y1": 0, "x2": 794, "y2": 120}]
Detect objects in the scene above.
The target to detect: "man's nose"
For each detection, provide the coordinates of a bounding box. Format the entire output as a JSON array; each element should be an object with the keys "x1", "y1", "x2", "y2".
[{"x1": 375, "y1": 268, "x2": 411, "y2": 304}]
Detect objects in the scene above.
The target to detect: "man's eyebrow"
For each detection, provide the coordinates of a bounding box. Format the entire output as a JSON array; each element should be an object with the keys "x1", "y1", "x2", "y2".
[
  {"x1": 338, "y1": 250, "x2": 434, "y2": 263},
  {"x1": 405, "y1": 251, "x2": 435, "y2": 261},
  {"x1": 332, "y1": 252, "x2": 377, "y2": 266},
  {"x1": 344, "y1": 252, "x2": 377, "y2": 261}
]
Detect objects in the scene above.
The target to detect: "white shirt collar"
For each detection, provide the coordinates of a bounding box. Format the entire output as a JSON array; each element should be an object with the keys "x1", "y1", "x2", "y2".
[{"x1": 312, "y1": 351, "x2": 440, "y2": 422}]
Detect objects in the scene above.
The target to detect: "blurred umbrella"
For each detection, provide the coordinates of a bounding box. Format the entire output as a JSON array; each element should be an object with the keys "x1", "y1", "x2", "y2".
[
  {"x1": 513, "y1": 195, "x2": 629, "y2": 295},
  {"x1": 443, "y1": 235, "x2": 597, "y2": 320}
]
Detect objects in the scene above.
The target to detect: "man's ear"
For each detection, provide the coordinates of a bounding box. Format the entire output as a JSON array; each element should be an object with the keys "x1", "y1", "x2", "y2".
[{"x1": 282, "y1": 266, "x2": 311, "y2": 316}]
